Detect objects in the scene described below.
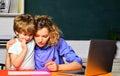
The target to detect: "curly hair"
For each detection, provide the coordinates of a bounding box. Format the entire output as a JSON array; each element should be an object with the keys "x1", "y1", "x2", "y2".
[
  {"x1": 34, "y1": 15, "x2": 62, "y2": 46},
  {"x1": 14, "y1": 14, "x2": 35, "y2": 35}
]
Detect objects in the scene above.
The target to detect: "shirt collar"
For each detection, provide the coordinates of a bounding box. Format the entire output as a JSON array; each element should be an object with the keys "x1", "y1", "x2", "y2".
[{"x1": 35, "y1": 44, "x2": 51, "y2": 50}]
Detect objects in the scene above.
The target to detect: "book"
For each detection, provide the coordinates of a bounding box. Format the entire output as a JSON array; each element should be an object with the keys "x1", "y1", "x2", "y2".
[{"x1": 8, "y1": 71, "x2": 52, "y2": 76}]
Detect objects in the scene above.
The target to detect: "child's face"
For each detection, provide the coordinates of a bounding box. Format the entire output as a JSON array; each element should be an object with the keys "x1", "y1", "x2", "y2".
[
  {"x1": 17, "y1": 32, "x2": 33, "y2": 43},
  {"x1": 34, "y1": 27, "x2": 50, "y2": 48}
]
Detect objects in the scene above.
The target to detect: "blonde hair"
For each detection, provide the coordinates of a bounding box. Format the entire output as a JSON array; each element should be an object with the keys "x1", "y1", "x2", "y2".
[
  {"x1": 14, "y1": 14, "x2": 35, "y2": 35},
  {"x1": 34, "y1": 15, "x2": 62, "y2": 46}
]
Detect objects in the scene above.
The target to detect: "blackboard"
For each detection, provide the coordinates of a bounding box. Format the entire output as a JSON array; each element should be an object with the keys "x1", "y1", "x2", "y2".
[{"x1": 25, "y1": 0, "x2": 120, "y2": 40}]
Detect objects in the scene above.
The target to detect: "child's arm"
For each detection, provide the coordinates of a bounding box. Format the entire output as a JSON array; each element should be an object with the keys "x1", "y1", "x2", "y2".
[
  {"x1": 9, "y1": 39, "x2": 28, "y2": 69},
  {"x1": 10, "y1": 49, "x2": 27, "y2": 69}
]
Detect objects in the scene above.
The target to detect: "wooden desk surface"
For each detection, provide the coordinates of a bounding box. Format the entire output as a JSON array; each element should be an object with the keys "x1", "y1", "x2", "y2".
[
  {"x1": 52, "y1": 72, "x2": 75, "y2": 76},
  {"x1": 0, "y1": 70, "x2": 119, "y2": 76},
  {"x1": 53, "y1": 71, "x2": 120, "y2": 76}
]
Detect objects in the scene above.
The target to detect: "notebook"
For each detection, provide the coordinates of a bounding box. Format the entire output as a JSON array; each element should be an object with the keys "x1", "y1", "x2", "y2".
[
  {"x1": 59, "y1": 40, "x2": 117, "y2": 76},
  {"x1": 8, "y1": 70, "x2": 51, "y2": 76}
]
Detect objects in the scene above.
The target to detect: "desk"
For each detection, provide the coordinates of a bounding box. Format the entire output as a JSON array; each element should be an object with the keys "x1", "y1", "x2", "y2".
[
  {"x1": 54, "y1": 71, "x2": 120, "y2": 76},
  {"x1": 52, "y1": 72, "x2": 75, "y2": 76},
  {"x1": 57, "y1": 72, "x2": 120, "y2": 76},
  {"x1": 0, "y1": 70, "x2": 120, "y2": 76}
]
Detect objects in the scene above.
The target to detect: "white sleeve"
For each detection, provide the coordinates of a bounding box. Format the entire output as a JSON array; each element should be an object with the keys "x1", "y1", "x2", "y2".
[{"x1": 8, "y1": 45, "x2": 18, "y2": 55}]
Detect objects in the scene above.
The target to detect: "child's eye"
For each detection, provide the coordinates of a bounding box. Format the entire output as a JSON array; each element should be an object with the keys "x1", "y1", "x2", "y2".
[
  {"x1": 24, "y1": 34, "x2": 27, "y2": 36},
  {"x1": 30, "y1": 34, "x2": 33, "y2": 36}
]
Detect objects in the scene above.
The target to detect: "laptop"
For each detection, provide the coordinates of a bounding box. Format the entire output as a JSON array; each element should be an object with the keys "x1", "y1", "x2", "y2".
[{"x1": 59, "y1": 40, "x2": 117, "y2": 76}]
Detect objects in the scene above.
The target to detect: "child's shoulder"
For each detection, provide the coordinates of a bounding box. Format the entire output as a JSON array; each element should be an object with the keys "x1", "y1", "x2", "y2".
[
  {"x1": 30, "y1": 39, "x2": 35, "y2": 43},
  {"x1": 9, "y1": 38, "x2": 21, "y2": 49},
  {"x1": 27, "y1": 39, "x2": 35, "y2": 45}
]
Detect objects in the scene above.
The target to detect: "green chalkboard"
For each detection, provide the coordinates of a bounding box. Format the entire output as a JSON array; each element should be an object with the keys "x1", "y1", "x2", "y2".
[{"x1": 25, "y1": 0, "x2": 120, "y2": 40}]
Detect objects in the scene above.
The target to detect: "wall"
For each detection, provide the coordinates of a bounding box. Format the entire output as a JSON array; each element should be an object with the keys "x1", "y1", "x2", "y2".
[
  {"x1": 0, "y1": 17, "x2": 15, "y2": 39},
  {"x1": 66, "y1": 40, "x2": 120, "y2": 58},
  {"x1": 25, "y1": 0, "x2": 120, "y2": 40}
]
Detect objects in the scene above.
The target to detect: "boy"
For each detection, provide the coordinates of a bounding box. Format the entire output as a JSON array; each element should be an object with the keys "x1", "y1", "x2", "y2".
[{"x1": 6, "y1": 14, "x2": 35, "y2": 70}]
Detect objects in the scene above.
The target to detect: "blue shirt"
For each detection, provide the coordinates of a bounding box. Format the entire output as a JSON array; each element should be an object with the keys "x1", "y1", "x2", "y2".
[{"x1": 34, "y1": 38, "x2": 82, "y2": 70}]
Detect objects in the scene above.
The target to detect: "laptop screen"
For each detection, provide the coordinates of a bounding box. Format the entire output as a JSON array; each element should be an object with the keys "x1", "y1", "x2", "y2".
[
  {"x1": 58, "y1": 40, "x2": 117, "y2": 76},
  {"x1": 85, "y1": 40, "x2": 117, "y2": 76}
]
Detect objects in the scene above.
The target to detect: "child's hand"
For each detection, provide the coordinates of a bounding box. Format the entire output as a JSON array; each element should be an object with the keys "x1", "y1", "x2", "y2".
[
  {"x1": 21, "y1": 41, "x2": 28, "y2": 51},
  {"x1": 21, "y1": 37, "x2": 28, "y2": 51},
  {"x1": 45, "y1": 61, "x2": 58, "y2": 71}
]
